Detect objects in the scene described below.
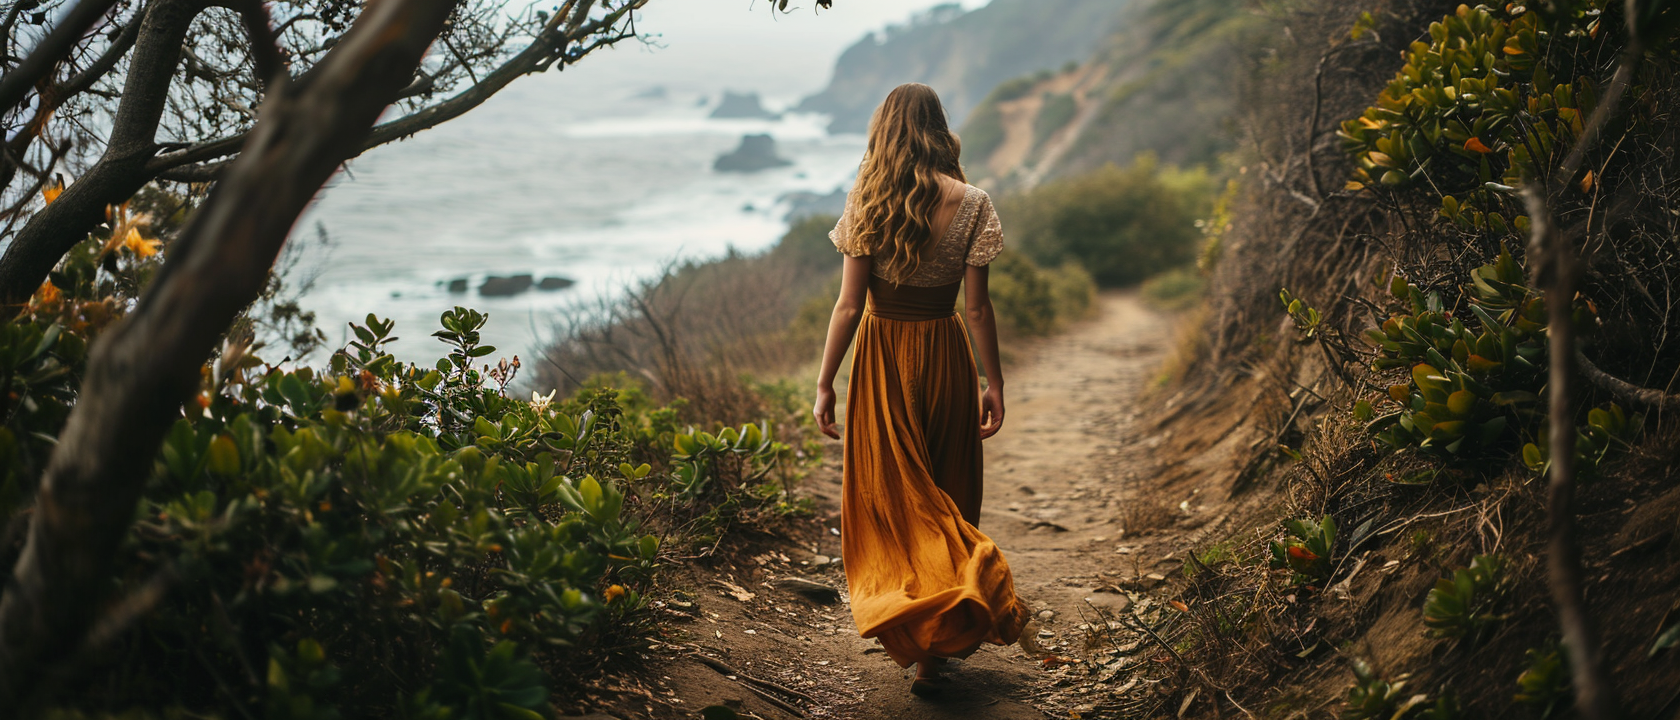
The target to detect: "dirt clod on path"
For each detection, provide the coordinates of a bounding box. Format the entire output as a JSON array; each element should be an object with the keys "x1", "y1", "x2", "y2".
[{"x1": 636, "y1": 292, "x2": 1186, "y2": 720}]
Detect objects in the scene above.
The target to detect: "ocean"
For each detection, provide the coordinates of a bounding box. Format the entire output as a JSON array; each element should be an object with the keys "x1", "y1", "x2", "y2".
[{"x1": 292, "y1": 0, "x2": 979, "y2": 365}]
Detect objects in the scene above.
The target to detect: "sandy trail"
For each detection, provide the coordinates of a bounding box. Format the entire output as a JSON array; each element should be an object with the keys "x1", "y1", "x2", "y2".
[{"x1": 653, "y1": 292, "x2": 1174, "y2": 720}]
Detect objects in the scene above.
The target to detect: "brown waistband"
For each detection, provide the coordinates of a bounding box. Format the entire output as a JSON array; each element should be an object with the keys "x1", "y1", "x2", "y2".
[{"x1": 865, "y1": 276, "x2": 962, "y2": 322}]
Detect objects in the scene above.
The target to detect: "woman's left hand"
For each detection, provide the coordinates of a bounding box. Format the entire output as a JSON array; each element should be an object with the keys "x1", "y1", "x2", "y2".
[
  {"x1": 980, "y1": 384, "x2": 1005, "y2": 439},
  {"x1": 814, "y1": 386, "x2": 841, "y2": 439}
]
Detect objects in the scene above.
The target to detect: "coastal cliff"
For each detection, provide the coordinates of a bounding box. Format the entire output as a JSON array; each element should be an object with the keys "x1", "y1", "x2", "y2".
[
  {"x1": 795, "y1": 0, "x2": 1128, "y2": 135},
  {"x1": 960, "y1": 0, "x2": 1268, "y2": 189}
]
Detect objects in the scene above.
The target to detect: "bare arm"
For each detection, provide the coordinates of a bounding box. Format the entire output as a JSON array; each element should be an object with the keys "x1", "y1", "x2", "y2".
[
  {"x1": 964, "y1": 263, "x2": 1006, "y2": 439},
  {"x1": 813, "y1": 254, "x2": 872, "y2": 439}
]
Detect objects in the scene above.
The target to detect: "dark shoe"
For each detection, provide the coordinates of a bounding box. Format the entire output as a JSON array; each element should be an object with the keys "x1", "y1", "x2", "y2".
[{"x1": 910, "y1": 674, "x2": 951, "y2": 698}]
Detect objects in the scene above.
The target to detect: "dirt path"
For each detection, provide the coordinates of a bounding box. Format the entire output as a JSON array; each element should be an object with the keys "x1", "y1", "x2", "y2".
[{"x1": 644, "y1": 292, "x2": 1177, "y2": 720}]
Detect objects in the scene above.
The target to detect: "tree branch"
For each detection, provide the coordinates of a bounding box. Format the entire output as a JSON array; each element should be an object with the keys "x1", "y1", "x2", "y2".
[
  {"x1": 145, "y1": 0, "x2": 647, "y2": 178},
  {"x1": 0, "y1": 0, "x2": 208, "y2": 311},
  {"x1": 1575, "y1": 347, "x2": 1679, "y2": 410},
  {"x1": 0, "y1": 0, "x2": 122, "y2": 118},
  {"x1": 0, "y1": 0, "x2": 461, "y2": 707},
  {"x1": 58, "y1": 4, "x2": 146, "y2": 98},
  {"x1": 1522, "y1": 19, "x2": 1646, "y2": 718}
]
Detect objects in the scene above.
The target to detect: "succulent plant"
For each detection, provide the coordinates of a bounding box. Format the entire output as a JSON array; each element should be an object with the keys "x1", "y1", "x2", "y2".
[
  {"x1": 1269, "y1": 514, "x2": 1337, "y2": 582},
  {"x1": 1522, "y1": 402, "x2": 1642, "y2": 480},
  {"x1": 1343, "y1": 659, "x2": 1412, "y2": 720},
  {"x1": 1361, "y1": 246, "x2": 1602, "y2": 458},
  {"x1": 1422, "y1": 554, "x2": 1510, "y2": 642},
  {"x1": 1514, "y1": 644, "x2": 1570, "y2": 717},
  {"x1": 1337, "y1": 3, "x2": 1608, "y2": 236}
]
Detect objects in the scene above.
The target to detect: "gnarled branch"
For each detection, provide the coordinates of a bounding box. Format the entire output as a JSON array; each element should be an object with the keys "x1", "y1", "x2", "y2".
[{"x1": 0, "y1": 0, "x2": 460, "y2": 707}]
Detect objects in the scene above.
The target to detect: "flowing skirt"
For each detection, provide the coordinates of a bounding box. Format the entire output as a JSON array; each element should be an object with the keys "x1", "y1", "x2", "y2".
[{"x1": 840, "y1": 280, "x2": 1028, "y2": 667}]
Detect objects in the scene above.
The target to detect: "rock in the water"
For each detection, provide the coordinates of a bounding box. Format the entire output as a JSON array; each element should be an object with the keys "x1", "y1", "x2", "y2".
[
  {"x1": 774, "y1": 577, "x2": 840, "y2": 604},
  {"x1": 446, "y1": 278, "x2": 469, "y2": 293},
  {"x1": 714, "y1": 134, "x2": 792, "y2": 173},
  {"x1": 780, "y1": 186, "x2": 848, "y2": 221},
  {"x1": 709, "y1": 91, "x2": 778, "y2": 119},
  {"x1": 478, "y1": 274, "x2": 533, "y2": 297},
  {"x1": 536, "y1": 276, "x2": 574, "y2": 291}
]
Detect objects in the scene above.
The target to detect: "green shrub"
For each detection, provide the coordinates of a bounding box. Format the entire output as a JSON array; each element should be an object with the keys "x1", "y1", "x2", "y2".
[
  {"x1": 1422, "y1": 554, "x2": 1509, "y2": 642},
  {"x1": 767, "y1": 213, "x2": 843, "y2": 278},
  {"x1": 1521, "y1": 403, "x2": 1642, "y2": 480},
  {"x1": 1032, "y1": 92, "x2": 1078, "y2": 149},
  {"x1": 1268, "y1": 514, "x2": 1336, "y2": 583},
  {"x1": 986, "y1": 250, "x2": 1095, "y2": 336},
  {"x1": 1514, "y1": 644, "x2": 1570, "y2": 716},
  {"x1": 1351, "y1": 246, "x2": 1639, "y2": 466},
  {"x1": 5, "y1": 230, "x2": 802, "y2": 716},
  {"x1": 1144, "y1": 267, "x2": 1206, "y2": 311},
  {"x1": 1000, "y1": 156, "x2": 1207, "y2": 287},
  {"x1": 1046, "y1": 261, "x2": 1097, "y2": 323},
  {"x1": 961, "y1": 101, "x2": 1007, "y2": 167},
  {"x1": 1337, "y1": 4, "x2": 1605, "y2": 236},
  {"x1": 1343, "y1": 659, "x2": 1410, "y2": 720}
]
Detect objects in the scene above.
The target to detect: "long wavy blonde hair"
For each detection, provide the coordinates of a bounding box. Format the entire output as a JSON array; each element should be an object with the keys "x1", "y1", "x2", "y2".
[{"x1": 844, "y1": 83, "x2": 965, "y2": 282}]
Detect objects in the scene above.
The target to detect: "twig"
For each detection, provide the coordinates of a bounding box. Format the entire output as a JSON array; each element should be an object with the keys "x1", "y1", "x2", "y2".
[
  {"x1": 691, "y1": 652, "x2": 810, "y2": 716},
  {"x1": 1575, "y1": 347, "x2": 1679, "y2": 410}
]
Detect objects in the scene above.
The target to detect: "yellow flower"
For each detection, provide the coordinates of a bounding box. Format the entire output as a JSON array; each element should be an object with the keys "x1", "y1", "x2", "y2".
[
  {"x1": 603, "y1": 584, "x2": 626, "y2": 603},
  {"x1": 30, "y1": 281, "x2": 61, "y2": 310},
  {"x1": 122, "y1": 226, "x2": 161, "y2": 258}
]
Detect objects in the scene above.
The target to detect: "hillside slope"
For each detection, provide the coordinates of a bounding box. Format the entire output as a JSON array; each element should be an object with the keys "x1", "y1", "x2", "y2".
[
  {"x1": 795, "y1": 0, "x2": 1130, "y2": 134},
  {"x1": 961, "y1": 0, "x2": 1270, "y2": 189}
]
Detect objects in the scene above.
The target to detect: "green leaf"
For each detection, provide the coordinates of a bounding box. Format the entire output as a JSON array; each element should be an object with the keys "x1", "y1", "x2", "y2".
[{"x1": 1651, "y1": 621, "x2": 1680, "y2": 657}]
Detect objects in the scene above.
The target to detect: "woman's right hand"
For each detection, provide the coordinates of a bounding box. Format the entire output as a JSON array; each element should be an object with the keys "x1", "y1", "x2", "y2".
[{"x1": 814, "y1": 386, "x2": 841, "y2": 439}]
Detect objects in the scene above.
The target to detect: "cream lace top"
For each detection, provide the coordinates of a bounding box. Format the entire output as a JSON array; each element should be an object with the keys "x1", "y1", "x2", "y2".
[{"x1": 829, "y1": 184, "x2": 1005, "y2": 287}]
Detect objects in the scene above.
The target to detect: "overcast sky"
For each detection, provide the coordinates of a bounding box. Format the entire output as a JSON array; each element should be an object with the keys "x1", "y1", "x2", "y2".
[{"x1": 561, "y1": 0, "x2": 991, "y2": 101}]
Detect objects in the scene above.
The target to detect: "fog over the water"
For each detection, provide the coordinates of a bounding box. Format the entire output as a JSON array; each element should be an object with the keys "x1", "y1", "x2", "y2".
[{"x1": 296, "y1": 0, "x2": 986, "y2": 363}]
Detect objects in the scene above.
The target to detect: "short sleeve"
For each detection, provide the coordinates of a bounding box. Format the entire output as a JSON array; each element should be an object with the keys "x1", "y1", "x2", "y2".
[
  {"x1": 829, "y1": 193, "x2": 868, "y2": 257},
  {"x1": 965, "y1": 194, "x2": 1004, "y2": 266}
]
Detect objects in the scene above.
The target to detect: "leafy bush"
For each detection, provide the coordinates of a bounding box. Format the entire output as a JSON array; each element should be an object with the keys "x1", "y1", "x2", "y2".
[
  {"x1": 1334, "y1": 243, "x2": 1644, "y2": 477},
  {"x1": 1337, "y1": 3, "x2": 1608, "y2": 235},
  {"x1": 986, "y1": 250, "x2": 1095, "y2": 336},
  {"x1": 1343, "y1": 659, "x2": 1410, "y2": 720},
  {"x1": 1000, "y1": 156, "x2": 1208, "y2": 287},
  {"x1": 1514, "y1": 644, "x2": 1570, "y2": 716},
  {"x1": 1268, "y1": 514, "x2": 1336, "y2": 583},
  {"x1": 1521, "y1": 403, "x2": 1642, "y2": 480},
  {"x1": 1343, "y1": 660, "x2": 1461, "y2": 720},
  {"x1": 960, "y1": 102, "x2": 1007, "y2": 167},
  {"x1": 4, "y1": 219, "x2": 806, "y2": 716},
  {"x1": 1142, "y1": 267, "x2": 1206, "y2": 311},
  {"x1": 1422, "y1": 554, "x2": 1510, "y2": 642},
  {"x1": 1032, "y1": 91, "x2": 1078, "y2": 149}
]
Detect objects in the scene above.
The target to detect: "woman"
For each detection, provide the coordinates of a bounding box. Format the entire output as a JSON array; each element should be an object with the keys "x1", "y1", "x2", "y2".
[{"x1": 811, "y1": 83, "x2": 1028, "y2": 698}]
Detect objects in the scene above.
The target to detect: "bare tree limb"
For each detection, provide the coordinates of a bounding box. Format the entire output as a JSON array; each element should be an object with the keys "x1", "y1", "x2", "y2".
[
  {"x1": 0, "y1": 0, "x2": 123, "y2": 118},
  {"x1": 1575, "y1": 346, "x2": 1679, "y2": 409},
  {"x1": 0, "y1": 0, "x2": 209, "y2": 311},
  {"x1": 143, "y1": 0, "x2": 647, "y2": 180},
  {"x1": 58, "y1": 5, "x2": 146, "y2": 98},
  {"x1": 1521, "y1": 14, "x2": 1646, "y2": 715},
  {"x1": 0, "y1": 0, "x2": 460, "y2": 706}
]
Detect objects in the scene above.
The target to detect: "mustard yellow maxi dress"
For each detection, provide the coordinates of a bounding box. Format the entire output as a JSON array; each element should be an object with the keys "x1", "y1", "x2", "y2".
[{"x1": 829, "y1": 185, "x2": 1029, "y2": 668}]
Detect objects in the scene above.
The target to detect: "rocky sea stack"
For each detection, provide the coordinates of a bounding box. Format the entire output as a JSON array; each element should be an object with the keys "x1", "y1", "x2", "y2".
[
  {"x1": 708, "y1": 91, "x2": 778, "y2": 119},
  {"x1": 713, "y1": 134, "x2": 793, "y2": 173}
]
